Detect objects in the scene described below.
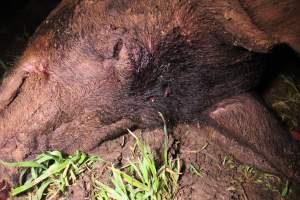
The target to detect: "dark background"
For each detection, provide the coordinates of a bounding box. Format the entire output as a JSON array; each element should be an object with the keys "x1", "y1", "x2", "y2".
[{"x1": 0, "y1": 0, "x2": 61, "y2": 75}]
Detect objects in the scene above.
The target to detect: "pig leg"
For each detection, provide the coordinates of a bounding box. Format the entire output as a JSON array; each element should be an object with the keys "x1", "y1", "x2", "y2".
[
  {"x1": 47, "y1": 114, "x2": 135, "y2": 154},
  {"x1": 206, "y1": 92, "x2": 300, "y2": 182}
]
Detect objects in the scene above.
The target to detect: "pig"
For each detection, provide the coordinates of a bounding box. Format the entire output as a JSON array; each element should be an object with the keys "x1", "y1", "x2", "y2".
[{"x1": 0, "y1": 0, "x2": 300, "y2": 193}]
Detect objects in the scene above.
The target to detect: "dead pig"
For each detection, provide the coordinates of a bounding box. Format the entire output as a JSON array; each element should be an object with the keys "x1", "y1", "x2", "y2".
[{"x1": 0, "y1": 0, "x2": 300, "y2": 187}]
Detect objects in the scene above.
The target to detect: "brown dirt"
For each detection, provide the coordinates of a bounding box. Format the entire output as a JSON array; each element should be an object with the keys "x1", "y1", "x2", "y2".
[
  {"x1": 21, "y1": 125, "x2": 297, "y2": 200},
  {"x1": 0, "y1": 180, "x2": 10, "y2": 200},
  {"x1": 63, "y1": 124, "x2": 298, "y2": 199}
]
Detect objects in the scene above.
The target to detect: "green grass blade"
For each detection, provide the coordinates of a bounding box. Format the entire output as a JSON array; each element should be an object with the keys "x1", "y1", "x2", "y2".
[
  {"x1": 113, "y1": 168, "x2": 149, "y2": 191},
  {"x1": 33, "y1": 180, "x2": 52, "y2": 200},
  {"x1": 0, "y1": 160, "x2": 44, "y2": 168},
  {"x1": 12, "y1": 160, "x2": 69, "y2": 196}
]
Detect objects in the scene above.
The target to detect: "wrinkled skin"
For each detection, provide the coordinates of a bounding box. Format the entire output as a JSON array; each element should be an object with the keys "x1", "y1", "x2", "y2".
[{"x1": 0, "y1": 0, "x2": 300, "y2": 192}]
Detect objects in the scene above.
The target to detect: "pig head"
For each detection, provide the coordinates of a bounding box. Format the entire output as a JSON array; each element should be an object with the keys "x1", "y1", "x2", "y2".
[{"x1": 0, "y1": 0, "x2": 299, "y2": 181}]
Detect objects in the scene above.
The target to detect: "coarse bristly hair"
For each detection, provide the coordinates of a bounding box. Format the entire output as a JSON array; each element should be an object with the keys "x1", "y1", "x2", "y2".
[
  {"x1": 24, "y1": 0, "x2": 265, "y2": 126},
  {"x1": 0, "y1": 0, "x2": 268, "y2": 153}
]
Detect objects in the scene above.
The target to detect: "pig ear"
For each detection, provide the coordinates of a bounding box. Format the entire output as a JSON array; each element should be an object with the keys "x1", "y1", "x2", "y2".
[
  {"x1": 114, "y1": 42, "x2": 135, "y2": 81},
  {"x1": 114, "y1": 40, "x2": 149, "y2": 83},
  {"x1": 217, "y1": 0, "x2": 300, "y2": 54}
]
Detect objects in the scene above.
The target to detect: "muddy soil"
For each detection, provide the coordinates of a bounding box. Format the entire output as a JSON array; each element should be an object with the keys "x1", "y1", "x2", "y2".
[{"x1": 53, "y1": 125, "x2": 300, "y2": 200}]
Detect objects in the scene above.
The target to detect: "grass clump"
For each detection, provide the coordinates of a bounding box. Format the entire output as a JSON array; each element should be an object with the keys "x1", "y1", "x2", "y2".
[
  {"x1": 223, "y1": 156, "x2": 292, "y2": 198},
  {"x1": 189, "y1": 163, "x2": 204, "y2": 177},
  {"x1": 94, "y1": 117, "x2": 181, "y2": 200},
  {"x1": 1, "y1": 114, "x2": 180, "y2": 200},
  {"x1": 0, "y1": 58, "x2": 9, "y2": 70},
  {"x1": 1, "y1": 150, "x2": 99, "y2": 200},
  {"x1": 267, "y1": 75, "x2": 300, "y2": 130}
]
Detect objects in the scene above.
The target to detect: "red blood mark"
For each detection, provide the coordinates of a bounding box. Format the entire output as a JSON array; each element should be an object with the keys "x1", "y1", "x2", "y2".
[
  {"x1": 23, "y1": 60, "x2": 49, "y2": 77},
  {"x1": 149, "y1": 96, "x2": 156, "y2": 102},
  {"x1": 291, "y1": 130, "x2": 300, "y2": 141},
  {"x1": 164, "y1": 86, "x2": 171, "y2": 97},
  {"x1": 0, "y1": 180, "x2": 11, "y2": 200}
]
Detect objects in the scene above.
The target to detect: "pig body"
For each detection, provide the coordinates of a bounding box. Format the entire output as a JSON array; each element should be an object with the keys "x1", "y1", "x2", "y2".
[{"x1": 3, "y1": 0, "x2": 265, "y2": 128}]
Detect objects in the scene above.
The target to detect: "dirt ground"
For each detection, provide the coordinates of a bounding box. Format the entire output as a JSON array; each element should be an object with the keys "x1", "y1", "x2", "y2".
[
  {"x1": 0, "y1": 1, "x2": 300, "y2": 200},
  {"x1": 55, "y1": 125, "x2": 300, "y2": 200}
]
